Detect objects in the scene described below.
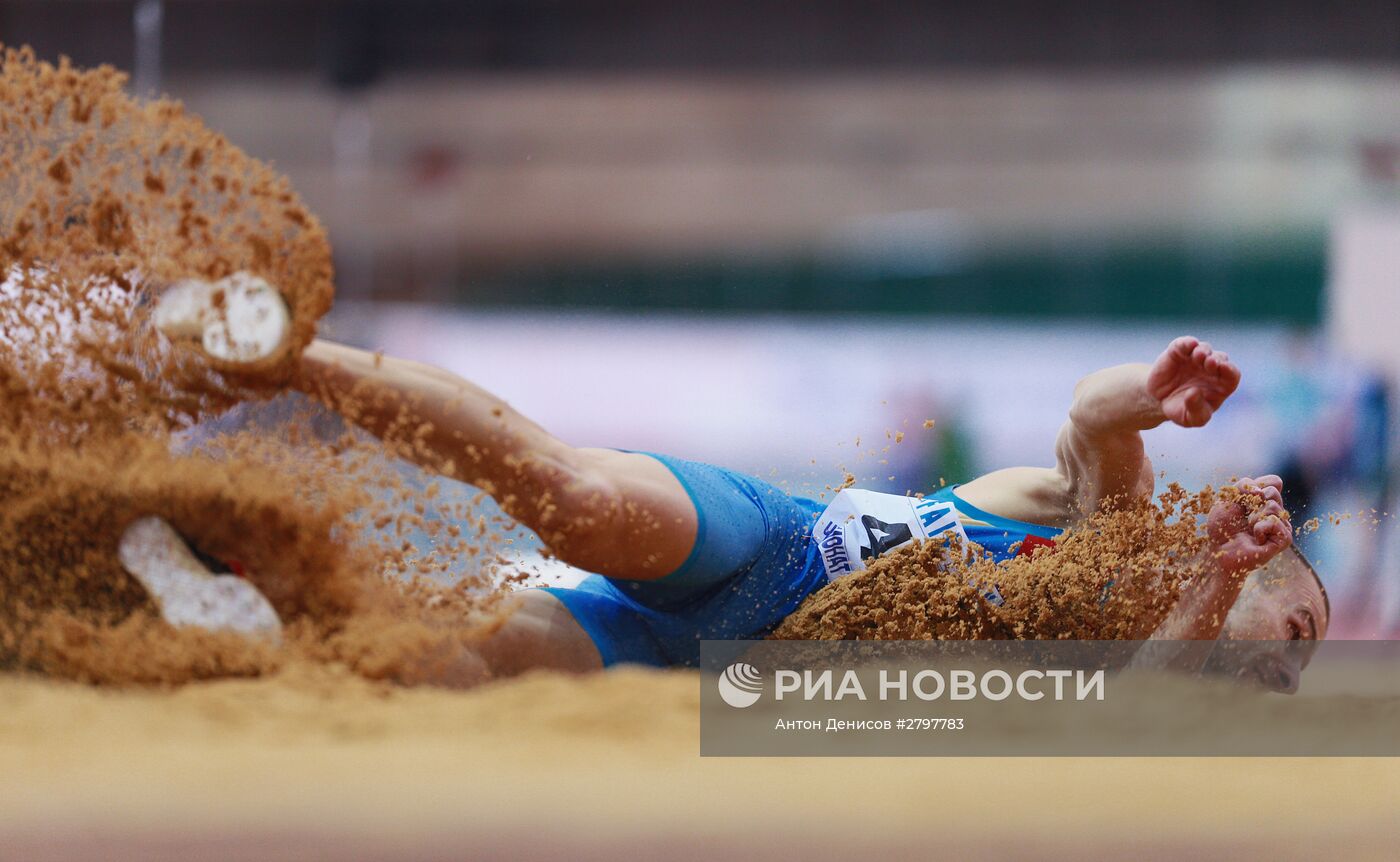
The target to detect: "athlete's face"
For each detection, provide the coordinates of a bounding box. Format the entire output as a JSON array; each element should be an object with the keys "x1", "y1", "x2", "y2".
[{"x1": 1205, "y1": 549, "x2": 1328, "y2": 694}]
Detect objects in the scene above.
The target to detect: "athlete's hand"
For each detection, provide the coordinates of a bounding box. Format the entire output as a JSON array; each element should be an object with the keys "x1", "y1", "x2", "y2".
[
  {"x1": 1206, "y1": 475, "x2": 1292, "y2": 577},
  {"x1": 1147, "y1": 336, "x2": 1241, "y2": 428}
]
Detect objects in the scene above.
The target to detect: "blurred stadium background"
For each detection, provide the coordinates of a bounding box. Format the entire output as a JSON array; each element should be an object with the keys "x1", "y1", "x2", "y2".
[{"x1": 5, "y1": 0, "x2": 1397, "y2": 635}]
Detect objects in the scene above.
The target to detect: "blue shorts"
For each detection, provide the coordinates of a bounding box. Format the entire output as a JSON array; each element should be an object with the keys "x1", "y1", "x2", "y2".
[{"x1": 539, "y1": 453, "x2": 825, "y2": 668}]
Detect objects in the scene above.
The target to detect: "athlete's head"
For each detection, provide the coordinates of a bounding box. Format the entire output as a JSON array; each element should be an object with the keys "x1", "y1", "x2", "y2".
[{"x1": 1205, "y1": 546, "x2": 1329, "y2": 694}]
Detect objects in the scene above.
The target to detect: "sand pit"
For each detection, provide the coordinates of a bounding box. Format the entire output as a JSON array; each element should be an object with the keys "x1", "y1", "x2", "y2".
[
  {"x1": 1, "y1": 667, "x2": 1399, "y2": 860},
  {"x1": 2, "y1": 46, "x2": 1395, "y2": 860}
]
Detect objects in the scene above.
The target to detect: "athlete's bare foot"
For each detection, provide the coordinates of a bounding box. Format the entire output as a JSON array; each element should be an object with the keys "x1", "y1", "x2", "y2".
[
  {"x1": 1146, "y1": 336, "x2": 1241, "y2": 428},
  {"x1": 117, "y1": 516, "x2": 283, "y2": 639},
  {"x1": 152, "y1": 271, "x2": 291, "y2": 365}
]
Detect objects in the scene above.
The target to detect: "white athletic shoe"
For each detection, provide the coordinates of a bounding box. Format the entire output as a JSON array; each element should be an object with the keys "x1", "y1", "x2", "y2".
[
  {"x1": 152, "y1": 271, "x2": 291, "y2": 364},
  {"x1": 117, "y1": 516, "x2": 283, "y2": 640}
]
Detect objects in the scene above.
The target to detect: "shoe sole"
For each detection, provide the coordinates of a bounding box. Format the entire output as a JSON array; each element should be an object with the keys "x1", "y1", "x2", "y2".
[
  {"x1": 117, "y1": 516, "x2": 283, "y2": 640},
  {"x1": 153, "y1": 272, "x2": 291, "y2": 365}
]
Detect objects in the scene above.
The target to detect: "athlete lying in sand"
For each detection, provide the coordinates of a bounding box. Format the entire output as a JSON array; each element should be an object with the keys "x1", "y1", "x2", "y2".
[{"x1": 121, "y1": 275, "x2": 1327, "y2": 692}]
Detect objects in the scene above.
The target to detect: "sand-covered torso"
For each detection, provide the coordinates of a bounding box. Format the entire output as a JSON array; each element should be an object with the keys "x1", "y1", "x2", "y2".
[{"x1": 774, "y1": 483, "x2": 1218, "y2": 642}]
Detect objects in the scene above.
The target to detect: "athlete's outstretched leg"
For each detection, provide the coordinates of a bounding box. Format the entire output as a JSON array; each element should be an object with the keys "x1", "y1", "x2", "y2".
[
  {"x1": 153, "y1": 282, "x2": 700, "y2": 581},
  {"x1": 294, "y1": 340, "x2": 699, "y2": 581},
  {"x1": 119, "y1": 512, "x2": 599, "y2": 681}
]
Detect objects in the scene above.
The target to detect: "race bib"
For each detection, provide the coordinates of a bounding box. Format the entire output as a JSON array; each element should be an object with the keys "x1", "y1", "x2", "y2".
[{"x1": 812, "y1": 488, "x2": 967, "y2": 581}]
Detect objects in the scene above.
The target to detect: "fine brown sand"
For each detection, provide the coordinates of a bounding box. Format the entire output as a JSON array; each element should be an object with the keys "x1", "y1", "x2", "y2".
[
  {"x1": 1, "y1": 667, "x2": 1398, "y2": 860},
  {"x1": 774, "y1": 485, "x2": 1221, "y2": 641}
]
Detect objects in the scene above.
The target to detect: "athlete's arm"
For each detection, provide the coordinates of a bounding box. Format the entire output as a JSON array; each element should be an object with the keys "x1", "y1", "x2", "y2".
[
  {"x1": 295, "y1": 340, "x2": 697, "y2": 580},
  {"x1": 1131, "y1": 476, "x2": 1291, "y2": 670},
  {"x1": 953, "y1": 337, "x2": 1240, "y2": 528}
]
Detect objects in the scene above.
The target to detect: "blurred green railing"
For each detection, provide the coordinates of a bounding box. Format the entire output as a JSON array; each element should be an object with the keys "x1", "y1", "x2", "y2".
[{"x1": 453, "y1": 231, "x2": 1325, "y2": 323}]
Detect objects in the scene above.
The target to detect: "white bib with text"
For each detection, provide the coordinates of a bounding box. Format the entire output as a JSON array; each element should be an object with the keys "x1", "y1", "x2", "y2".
[{"x1": 812, "y1": 488, "x2": 967, "y2": 582}]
